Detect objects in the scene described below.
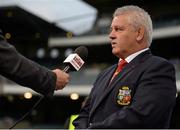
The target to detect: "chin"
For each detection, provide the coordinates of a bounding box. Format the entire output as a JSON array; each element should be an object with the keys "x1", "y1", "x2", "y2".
[
  {"x1": 112, "y1": 50, "x2": 123, "y2": 58},
  {"x1": 112, "y1": 50, "x2": 118, "y2": 56}
]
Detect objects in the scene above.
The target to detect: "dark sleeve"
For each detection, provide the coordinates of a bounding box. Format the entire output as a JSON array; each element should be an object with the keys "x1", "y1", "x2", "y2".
[
  {"x1": 89, "y1": 60, "x2": 177, "y2": 128},
  {"x1": 0, "y1": 35, "x2": 56, "y2": 97},
  {"x1": 73, "y1": 72, "x2": 102, "y2": 129},
  {"x1": 73, "y1": 95, "x2": 91, "y2": 128}
]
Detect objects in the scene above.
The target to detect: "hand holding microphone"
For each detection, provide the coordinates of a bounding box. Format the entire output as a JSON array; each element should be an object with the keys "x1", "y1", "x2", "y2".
[
  {"x1": 53, "y1": 46, "x2": 88, "y2": 90},
  {"x1": 53, "y1": 69, "x2": 70, "y2": 90}
]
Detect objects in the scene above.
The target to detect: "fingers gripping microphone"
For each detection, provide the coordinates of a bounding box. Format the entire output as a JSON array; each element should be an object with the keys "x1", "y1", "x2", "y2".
[{"x1": 63, "y1": 46, "x2": 88, "y2": 72}]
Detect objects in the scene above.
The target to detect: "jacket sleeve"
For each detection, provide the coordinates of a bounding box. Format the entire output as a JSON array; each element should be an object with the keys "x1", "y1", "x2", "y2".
[
  {"x1": 73, "y1": 95, "x2": 91, "y2": 129},
  {"x1": 0, "y1": 34, "x2": 56, "y2": 97},
  {"x1": 73, "y1": 71, "x2": 103, "y2": 129},
  {"x1": 89, "y1": 60, "x2": 177, "y2": 128}
]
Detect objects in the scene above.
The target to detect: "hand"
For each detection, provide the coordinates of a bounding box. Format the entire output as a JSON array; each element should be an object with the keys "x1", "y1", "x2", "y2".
[{"x1": 52, "y1": 69, "x2": 70, "y2": 90}]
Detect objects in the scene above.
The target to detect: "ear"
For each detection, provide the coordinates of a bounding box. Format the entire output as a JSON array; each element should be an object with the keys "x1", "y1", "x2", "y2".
[{"x1": 136, "y1": 27, "x2": 145, "y2": 42}]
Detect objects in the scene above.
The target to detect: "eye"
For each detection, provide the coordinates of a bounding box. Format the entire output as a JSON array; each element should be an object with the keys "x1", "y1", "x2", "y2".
[
  {"x1": 114, "y1": 27, "x2": 123, "y2": 32},
  {"x1": 109, "y1": 26, "x2": 124, "y2": 33}
]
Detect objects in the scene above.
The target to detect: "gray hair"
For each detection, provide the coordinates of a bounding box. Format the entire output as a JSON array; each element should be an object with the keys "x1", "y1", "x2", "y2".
[{"x1": 113, "y1": 5, "x2": 153, "y2": 46}]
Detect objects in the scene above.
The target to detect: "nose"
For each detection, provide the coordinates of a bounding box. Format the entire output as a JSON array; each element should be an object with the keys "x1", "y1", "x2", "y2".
[{"x1": 109, "y1": 30, "x2": 116, "y2": 40}]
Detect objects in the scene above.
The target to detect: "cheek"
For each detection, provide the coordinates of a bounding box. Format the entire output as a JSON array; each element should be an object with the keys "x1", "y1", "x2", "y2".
[
  {"x1": 118, "y1": 34, "x2": 129, "y2": 45},
  {"x1": 119, "y1": 35, "x2": 134, "y2": 48},
  {"x1": 117, "y1": 37, "x2": 128, "y2": 50},
  {"x1": 112, "y1": 34, "x2": 133, "y2": 55}
]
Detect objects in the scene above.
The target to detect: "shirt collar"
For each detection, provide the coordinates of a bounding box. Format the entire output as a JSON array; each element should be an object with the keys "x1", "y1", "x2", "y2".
[{"x1": 119, "y1": 48, "x2": 149, "y2": 63}]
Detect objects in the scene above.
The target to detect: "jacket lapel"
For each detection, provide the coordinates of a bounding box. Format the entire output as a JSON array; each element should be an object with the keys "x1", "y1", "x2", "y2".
[{"x1": 89, "y1": 50, "x2": 152, "y2": 117}]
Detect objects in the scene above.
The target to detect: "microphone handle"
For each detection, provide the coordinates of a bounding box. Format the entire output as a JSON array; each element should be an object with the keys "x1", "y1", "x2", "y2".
[{"x1": 63, "y1": 65, "x2": 70, "y2": 72}]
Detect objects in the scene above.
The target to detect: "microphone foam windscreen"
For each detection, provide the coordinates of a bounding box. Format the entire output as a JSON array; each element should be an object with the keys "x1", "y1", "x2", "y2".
[{"x1": 74, "y1": 46, "x2": 88, "y2": 60}]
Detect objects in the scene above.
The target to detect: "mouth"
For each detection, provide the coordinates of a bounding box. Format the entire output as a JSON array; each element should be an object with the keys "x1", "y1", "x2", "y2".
[{"x1": 111, "y1": 41, "x2": 117, "y2": 47}]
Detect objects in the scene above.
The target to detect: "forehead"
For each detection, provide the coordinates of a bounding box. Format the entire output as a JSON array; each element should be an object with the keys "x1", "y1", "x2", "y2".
[{"x1": 111, "y1": 14, "x2": 131, "y2": 27}]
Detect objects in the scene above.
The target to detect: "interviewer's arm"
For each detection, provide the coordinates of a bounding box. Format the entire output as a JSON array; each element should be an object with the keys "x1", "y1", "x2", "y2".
[{"x1": 0, "y1": 34, "x2": 69, "y2": 96}]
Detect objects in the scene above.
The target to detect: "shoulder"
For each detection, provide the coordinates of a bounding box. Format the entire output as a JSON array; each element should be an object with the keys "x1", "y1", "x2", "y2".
[
  {"x1": 148, "y1": 56, "x2": 174, "y2": 67},
  {"x1": 143, "y1": 55, "x2": 175, "y2": 74}
]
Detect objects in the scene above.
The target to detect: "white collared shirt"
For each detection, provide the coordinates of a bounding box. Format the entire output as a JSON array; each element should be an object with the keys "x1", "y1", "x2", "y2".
[{"x1": 119, "y1": 48, "x2": 149, "y2": 63}]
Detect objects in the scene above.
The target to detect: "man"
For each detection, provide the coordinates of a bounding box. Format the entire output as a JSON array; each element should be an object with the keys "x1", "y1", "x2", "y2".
[
  {"x1": 73, "y1": 5, "x2": 177, "y2": 128},
  {"x1": 0, "y1": 30, "x2": 69, "y2": 97}
]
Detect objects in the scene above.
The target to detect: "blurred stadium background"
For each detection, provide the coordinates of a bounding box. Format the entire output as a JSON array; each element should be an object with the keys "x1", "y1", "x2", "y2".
[{"x1": 1, "y1": 0, "x2": 180, "y2": 128}]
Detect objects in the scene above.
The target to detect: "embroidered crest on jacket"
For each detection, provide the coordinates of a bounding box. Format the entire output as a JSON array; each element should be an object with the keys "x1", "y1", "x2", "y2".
[{"x1": 117, "y1": 86, "x2": 131, "y2": 105}]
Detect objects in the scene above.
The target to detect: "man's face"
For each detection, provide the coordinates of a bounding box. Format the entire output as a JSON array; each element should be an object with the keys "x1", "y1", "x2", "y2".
[{"x1": 109, "y1": 14, "x2": 139, "y2": 59}]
